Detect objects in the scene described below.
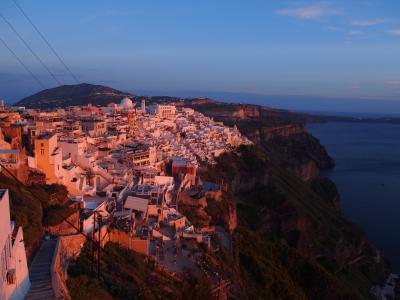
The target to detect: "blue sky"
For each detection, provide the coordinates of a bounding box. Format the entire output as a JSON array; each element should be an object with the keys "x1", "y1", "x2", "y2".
[{"x1": 1, "y1": 0, "x2": 400, "y2": 112}]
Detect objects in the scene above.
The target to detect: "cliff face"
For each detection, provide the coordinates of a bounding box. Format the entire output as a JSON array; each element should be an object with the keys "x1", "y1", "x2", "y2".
[
  {"x1": 190, "y1": 102, "x2": 334, "y2": 180},
  {"x1": 193, "y1": 102, "x2": 390, "y2": 298},
  {"x1": 245, "y1": 123, "x2": 334, "y2": 180},
  {"x1": 203, "y1": 146, "x2": 389, "y2": 299}
]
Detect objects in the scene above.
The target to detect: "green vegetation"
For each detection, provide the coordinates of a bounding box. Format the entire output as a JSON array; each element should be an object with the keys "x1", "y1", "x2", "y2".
[
  {"x1": 30, "y1": 184, "x2": 77, "y2": 227},
  {"x1": 67, "y1": 242, "x2": 213, "y2": 300},
  {"x1": 28, "y1": 183, "x2": 77, "y2": 227},
  {"x1": 0, "y1": 172, "x2": 76, "y2": 258},
  {"x1": 235, "y1": 227, "x2": 362, "y2": 300},
  {"x1": 0, "y1": 173, "x2": 43, "y2": 257},
  {"x1": 204, "y1": 195, "x2": 231, "y2": 229},
  {"x1": 43, "y1": 206, "x2": 77, "y2": 227},
  {"x1": 30, "y1": 183, "x2": 69, "y2": 207},
  {"x1": 178, "y1": 203, "x2": 209, "y2": 228}
]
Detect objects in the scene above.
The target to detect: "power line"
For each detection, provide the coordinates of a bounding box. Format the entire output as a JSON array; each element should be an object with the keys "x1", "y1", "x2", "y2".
[
  {"x1": 1, "y1": 13, "x2": 62, "y2": 85},
  {"x1": 0, "y1": 36, "x2": 45, "y2": 89},
  {"x1": 11, "y1": 0, "x2": 79, "y2": 84}
]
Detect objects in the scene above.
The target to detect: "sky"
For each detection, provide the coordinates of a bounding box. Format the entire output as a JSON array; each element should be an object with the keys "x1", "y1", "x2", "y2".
[{"x1": 1, "y1": 0, "x2": 400, "y2": 113}]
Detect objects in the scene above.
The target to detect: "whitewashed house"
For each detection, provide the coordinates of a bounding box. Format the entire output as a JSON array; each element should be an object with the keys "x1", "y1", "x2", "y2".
[{"x1": 0, "y1": 190, "x2": 30, "y2": 300}]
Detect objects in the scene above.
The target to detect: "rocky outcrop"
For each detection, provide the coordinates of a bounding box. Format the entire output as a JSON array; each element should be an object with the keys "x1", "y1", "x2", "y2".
[
  {"x1": 260, "y1": 123, "x2": 305, "y2": 140},
  {"x1": 232, "y1": 106, "x2": 261, "y2": 119},
  {"x1": 243, "y1": 123, "x2": 334, "y2": 180},
  {"x1": 189, "y1": 102, "x2": 334, "y2": 181}
]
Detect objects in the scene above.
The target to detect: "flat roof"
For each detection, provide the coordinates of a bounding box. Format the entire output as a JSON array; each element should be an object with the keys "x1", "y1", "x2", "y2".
[{"x1": 125, "y1": 196, "x2": 148, "y2": 212}]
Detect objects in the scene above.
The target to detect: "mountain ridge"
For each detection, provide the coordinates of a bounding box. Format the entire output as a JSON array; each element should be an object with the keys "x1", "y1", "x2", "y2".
[{"x1": 16, "y1": 83, "x2": 135, "y2": 109}]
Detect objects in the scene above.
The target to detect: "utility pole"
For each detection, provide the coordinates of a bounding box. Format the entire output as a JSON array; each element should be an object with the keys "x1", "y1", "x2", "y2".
[
  {"x1": 91, "y1": 211, "x2": 96, "y2": 274},
  {"x1": 97, "y1": 214, "x2": 102, "y2": 279}
]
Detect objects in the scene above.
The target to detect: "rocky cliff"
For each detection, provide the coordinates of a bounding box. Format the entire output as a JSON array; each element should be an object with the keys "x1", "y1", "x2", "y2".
[
  {"x1": 191, "y1": 101, "x2": 391, "y2": 298},
  {"x1": 202, "y1": 146, "x2": 389, "y2": 299},
  {"x1": 188, "y1": 102, "x2": 334, "y2": 180}
]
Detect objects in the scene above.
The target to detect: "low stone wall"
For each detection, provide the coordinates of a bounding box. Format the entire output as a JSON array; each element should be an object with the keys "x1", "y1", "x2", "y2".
[
  {"x1": 108, "y1": 230, "x2": 149, "y2": 256},
  {"x1": 51, "y1": 235, "x2": 86, "y2": 300},
  {"x1": 51, "y1": 238, "x2": 68, "y2": 300}
]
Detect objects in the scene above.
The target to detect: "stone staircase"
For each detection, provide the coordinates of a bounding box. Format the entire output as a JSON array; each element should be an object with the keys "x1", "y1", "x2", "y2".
[{"x1": 25, "y1": 239, "x2": 57, "y2": 300}]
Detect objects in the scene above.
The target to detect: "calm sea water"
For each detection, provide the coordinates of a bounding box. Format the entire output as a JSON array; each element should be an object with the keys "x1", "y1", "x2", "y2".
[{"x1": 307, "y1": 122, "x2": 400, "y2": 272}]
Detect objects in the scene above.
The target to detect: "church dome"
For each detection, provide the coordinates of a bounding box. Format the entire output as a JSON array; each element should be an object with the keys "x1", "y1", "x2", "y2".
[{"x1": 120, "y1": 97, "x2": 134, "y2": 109}]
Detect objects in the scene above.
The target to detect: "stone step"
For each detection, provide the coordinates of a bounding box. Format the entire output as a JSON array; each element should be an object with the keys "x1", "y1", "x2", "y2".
[{"x1": 24, "y1": 239, "x2": 57, "y2": 300}]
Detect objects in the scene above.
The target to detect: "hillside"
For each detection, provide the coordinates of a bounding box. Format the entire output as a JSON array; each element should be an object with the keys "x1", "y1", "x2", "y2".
[
  {"x1": 66, "y1": 146, "x2": 389, "y2": 299},
  {"x1": 201, "y1": 146, "x2": 389, "y2": 299},
  {"x1": 16, "y1": 83, "x2": 135, "y2": 109},
  {"x1": 0, "y1": 172, "x2": 76, "y2": 260}
]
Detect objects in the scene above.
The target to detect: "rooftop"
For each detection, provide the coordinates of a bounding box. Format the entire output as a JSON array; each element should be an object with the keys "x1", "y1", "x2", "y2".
[{"x1": 37, "y1": 133, "x2": 55, "y2": 140}]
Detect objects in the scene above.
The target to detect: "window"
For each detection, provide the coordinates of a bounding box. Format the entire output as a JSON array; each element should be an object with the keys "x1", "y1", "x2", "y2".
[{"x1": 40, "y1": 149, "x2": 44, "y2": 155}]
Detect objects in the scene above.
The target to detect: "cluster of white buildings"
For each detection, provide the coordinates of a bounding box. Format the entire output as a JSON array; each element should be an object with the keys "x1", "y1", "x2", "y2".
[
  {"x1": 0, "y1": 97, "x2": 251, "y2": 279},
  {"x1": 3, "y1": 98, "x2": 251, "y2": 197}
]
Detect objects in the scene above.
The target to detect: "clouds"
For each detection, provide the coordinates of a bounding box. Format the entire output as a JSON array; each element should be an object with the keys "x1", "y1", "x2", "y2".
[
  {"x1": 276, "y1": 2, "x2": 339, "y2": 20},
  {"x1": 276, "y1": 2, "x2": 400, "y2": 41},
  {"x1": 350, "y1": 19, "x2": 388, "y2": 27},
  {"x1": 348, "y1": 30, "x2": 363, "y2": 36},
  {"x1": 387, "y1": 29, "x2": 400, "y2": 36}
]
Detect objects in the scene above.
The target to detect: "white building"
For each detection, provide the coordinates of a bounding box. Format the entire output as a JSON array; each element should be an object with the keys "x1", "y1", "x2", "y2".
[
  {"x1": 58, "y1": 138, "x2": 86, "y2": 162},
  {"x1": 141, "y1": 99, "x2": 146, "y2": 113},
  {"x1": 120, "y1": 97, "x2": 134, "y2": 110},
  {"x1": 34, "y1": 133, "x2": 63, "y2": 184},
  {"x1": 156, "y1": 104, "x2": 176, "y2": 119},
  {"x1": 0, "y1": 190, "x2": 30, "y2": 300}
]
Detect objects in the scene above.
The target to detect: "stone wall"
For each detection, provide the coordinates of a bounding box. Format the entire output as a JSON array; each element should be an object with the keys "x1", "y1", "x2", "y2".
[
  {"x1": 107, "y1": 230, "x2": 149, "y2": 256},
  {"x1": 51, "y1": 235, "x2": 86, "y2": 300}
]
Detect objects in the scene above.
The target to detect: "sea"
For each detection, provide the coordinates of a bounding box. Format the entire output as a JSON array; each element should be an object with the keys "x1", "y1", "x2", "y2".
[{"x1": 307, "y1": 120, "x2": 400, "y2": 272}]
